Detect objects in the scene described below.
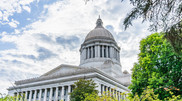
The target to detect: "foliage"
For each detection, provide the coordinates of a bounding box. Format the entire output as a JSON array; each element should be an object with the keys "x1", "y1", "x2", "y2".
[
  {"x1": 122, "y1": 0, "x2": 182, "y2": 31},
  {"x1": 0, "y1": 95, "x2": 15, "y2": 101},
  {"x1": 122, "y1": 0, "x2": 182, "y2": 55},
  {"x1": 0, "y1": 93, "x2": 23, "y2": 101},
  {"x1": 127, "y1": 87, "x2": 182, "y2": 101},
  {"x1": 84, "y1": 91, "x2": 126, "y2": 101},
  {"x1": 84, "y1": 88, "x2": 182, "y2": 101},
  {"x1": 164, "y1": 22, "x2": 182, "y2": 55},
  {"x1": 70, "y1": 79, "x2": 98, "y2": 101},
  {"x1": 129, "y1": 33, "x2": 182, "y2": 100}
]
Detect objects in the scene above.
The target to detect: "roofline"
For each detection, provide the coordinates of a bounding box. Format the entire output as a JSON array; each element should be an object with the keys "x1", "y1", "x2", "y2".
[
  {"x1": 41, "y1": 64, "x2": 82, "y2": 76},
  {"x1": 9, "y1": 68, "x2": 130, "y2": 91},
  {"x1": 8, "y1": 71, "x2": 130, "y2": 92}
]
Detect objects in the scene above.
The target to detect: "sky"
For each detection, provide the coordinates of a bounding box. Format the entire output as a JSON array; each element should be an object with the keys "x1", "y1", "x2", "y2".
[{"x1": 0, "y1": 0, "x2": 152, "y2": 94}]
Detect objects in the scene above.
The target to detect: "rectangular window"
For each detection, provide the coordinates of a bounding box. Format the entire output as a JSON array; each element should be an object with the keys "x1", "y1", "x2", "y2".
[
  {"x1": 93, "y1": 46, "x2": 95, "y2": 58},
  {"x1": 64, "y1": 87, "x2": 67, "y2": 95},
  {"x1": 47, "y1": 90, "x2": 50, "y2": 98},
  {"x1": 86, "y1": 48, "x2": 88, "y2": 59},
  {"x1": 36, "y1": 91, "x2": 39, "y2": 98},
  {"x1": 89, "y1": 47, "x2": 91, "y2": 58},
  {"x1": 41, "y1": 90, "x2": 44, "y2": 98},
  {"x1": 104, "y1": 46, "x2": 106, "y2": 57},
  {"x1": 32, "y1": 91, "x2": 34, "y2": 99},
  {"x1": 108, "y1": 47, "x2": 110, "y2": 58},
  {"x1": 27, "y1": 92, "x2": 30, "y2": 99},
  {"x1": 58, "y1": 87, "x2": 61, "y2": 96},
  {"x1": 52, "y1": 88, "x2": 55, "y2": 97}
]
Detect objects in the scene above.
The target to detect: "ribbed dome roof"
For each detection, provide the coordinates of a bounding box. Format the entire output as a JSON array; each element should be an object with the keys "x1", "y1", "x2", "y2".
[{"x1": 85, "y1": 16, "x2": 115, "y2": 41}]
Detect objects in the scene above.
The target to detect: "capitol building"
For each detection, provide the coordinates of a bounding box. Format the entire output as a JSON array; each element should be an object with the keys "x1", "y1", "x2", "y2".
[{"x1": 8, "y1": 17, "x2": 131, "y2": 101}]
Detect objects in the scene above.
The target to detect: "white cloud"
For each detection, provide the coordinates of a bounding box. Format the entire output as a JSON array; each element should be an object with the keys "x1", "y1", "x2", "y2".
[
  {"x1": 0, "y1": 0, "x2": 37, "y2": 26},
  {"x1": 8, "y1": 19, "x2": 19, "y2": 28},
  {"x1": 22, "y1": 6, "x2": 31, "y2": 13},
  {"x1": 0, "y1": 0, "x2": 152, "y2": 94}
]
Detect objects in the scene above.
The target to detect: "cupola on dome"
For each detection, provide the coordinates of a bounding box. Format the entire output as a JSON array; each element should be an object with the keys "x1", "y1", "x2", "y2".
[
  {"x1": 80, "y1": 16, "x2": 121, "y2": 69},
  {"x1": 84, "y1": 16, "x2": 115, "y2": 42}
]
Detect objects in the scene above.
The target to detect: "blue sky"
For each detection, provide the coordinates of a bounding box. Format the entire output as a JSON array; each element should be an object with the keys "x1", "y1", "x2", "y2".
[{"x1": 0, "y1": 0, "x2": 151, "y2": 94}]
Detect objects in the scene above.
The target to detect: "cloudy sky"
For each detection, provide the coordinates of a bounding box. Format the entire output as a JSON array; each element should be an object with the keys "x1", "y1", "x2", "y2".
[{"x1": 0, "y1": 0, "x2": 152, "y2": 94}]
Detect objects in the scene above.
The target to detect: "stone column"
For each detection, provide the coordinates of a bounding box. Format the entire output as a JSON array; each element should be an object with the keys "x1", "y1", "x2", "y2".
[
  {"x1": 118, "y1": 92, "x2": 121, "y2": 101},
  {"x1": 102, "y1": 46, "x2": 104, "y2": 58},
  {"x1": 34, "y1": 90, "x2": 37, "y2": 101},
  {"x1": 117, "y1": 50, "x2": 119, "y2": 60},
  {"x1": 44, "y1": 89, "x2": 47, "y2": 101},
  {"x1": 88, "y1": 47, "x2": 90, "y2": 58},
  {"x1": 29, "y1": 90, "x2": 32, "y2": 101},
  {"x1": 110, "y1": 47, "x2": 114, "y2": 58},
  {"x1": 39, "y1": 89, "x2": 42, "y2": 101},
  {"x1": 109, "y1": 87, "x2": 111, "y2": 96},
  {"x1": 93, "y1": 46, "x2": 95, "y2": 58},
  {"x1": 16, "y1": 92, "x2": 19, "y2": 101},
  {"x1": 118, "y1": 51, "x2": 120, "y2": 61},
  {"x1": 20, "y1": 92, "x2": 22, "y2": 101},
  {"x1": 91, "y1": 46, "x2": 93, "y2": 58},
  {"x1": 97, "y1": 83, "x2": 101, "y2": 96},
  {"x1": 49, "y1": 88, "x2": 53, "y2": 101},
  {"x1": 108, "y1": 46, "x2": 110, "y2": 58},
  {"x1": 98, "y1": 45, "x2": 100, "y2": 57},
  {"x1": 61, "y1": 86, "x2": 64, "y2": 101},
  {"x1": 106, "y1": 46, "x2": 108, "y2": 58},
  {"x1": 95, "y1": 45, "x2": 98, "y2": 57},
  {"x1": 67, "y1": 85, "x2": 71, "y2": 101},
  {"x1": 114, "y1": 49, "x2": 116, "y2": 59},
  {"x1": 123, "y1": 93, "x2": 125, "y2": 100},
  {"x1": 116, "y1": 49, "x2": 117, "y2": 60},
  {"x1": 55, "y1": 87, "x2": 58, "y2": 101},
  {"x1": 115, "y1": 49, "x2": 117, "y2": 59},
  {"x1": 84, "y1": 48, "x2": 86, "y2": 60},
  {"x1": 25, "y1": 91, "x2": 28, "y2": 101},
  {"x1": 116, "y1": 91, "x2": 118, "y2": 100}
]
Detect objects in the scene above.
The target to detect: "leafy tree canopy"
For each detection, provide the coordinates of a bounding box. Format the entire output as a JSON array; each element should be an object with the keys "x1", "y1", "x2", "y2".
[
  {"x1": 70, "y1": 79, "x2": 98, "y2": 101},
  {"x1": 129, "y1": 33, "x2": 182, "y2": 100},
  {"x1": 122, "y1": 0, "x2": 182, "y2": 55}
]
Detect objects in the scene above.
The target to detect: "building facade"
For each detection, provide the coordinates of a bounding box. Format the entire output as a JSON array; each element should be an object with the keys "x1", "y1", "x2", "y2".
[{"x1": 8, "y1": 17, "x2": 131, "y2": 101}]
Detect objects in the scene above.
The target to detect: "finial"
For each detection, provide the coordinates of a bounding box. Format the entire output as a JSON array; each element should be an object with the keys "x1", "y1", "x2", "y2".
[{"x1": 95, "y1": 15, "x2": 103, "y2": 28}]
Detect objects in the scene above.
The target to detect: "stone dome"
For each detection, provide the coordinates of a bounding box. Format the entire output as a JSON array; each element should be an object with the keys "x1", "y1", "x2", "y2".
[
  {"x1": 84, "y1": 16, "x2": 115, "y2": 42},
  {"x1": 85, "y1": 28, "x2": 115, "y2": 41},
  {"x1": 80, "y1": 16, "x2": 121, "y2": 71}
]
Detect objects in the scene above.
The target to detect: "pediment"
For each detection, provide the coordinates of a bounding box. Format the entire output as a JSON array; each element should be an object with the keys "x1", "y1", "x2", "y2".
[{"x1": 41, "y1": 64, "x2": 82, "y2": 77}]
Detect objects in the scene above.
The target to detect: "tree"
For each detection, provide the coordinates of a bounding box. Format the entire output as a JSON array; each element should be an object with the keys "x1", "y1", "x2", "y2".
[
  {"x1": 129, "y1": 33, "x2": 182, "y2": 100},
  {"x1": 127, "y1": 87, "x2": 182, "y2": 101},
  {"x1": 84, "y1": 88, "x2": 182, "y2": 101},
  {"x1": 0, "y1": 93, "x2": 17, "y2": 101},
  {"x1": 70, "y1": 79, "x2": 98, "y2": 101},
  {"x1": 122, "y1": 0, "x2": 182, "y2": 55}
]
